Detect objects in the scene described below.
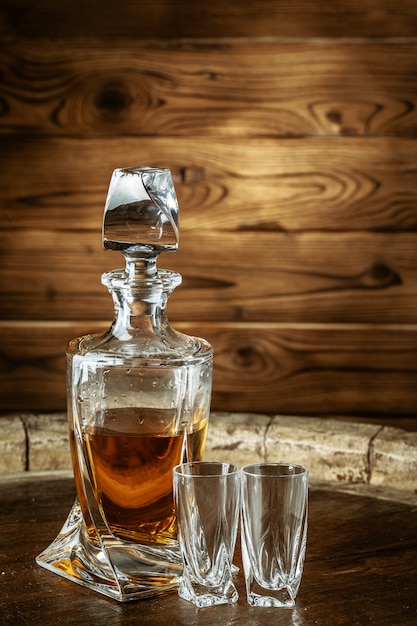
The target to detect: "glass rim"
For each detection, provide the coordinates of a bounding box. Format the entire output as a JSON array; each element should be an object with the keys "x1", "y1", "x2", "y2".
[
  {"x1": 241, "y1": 462, "x2": 308, "y2": 477},
  {"x1": 173, "y1": 460, "x2": 240, "y2": 477}
]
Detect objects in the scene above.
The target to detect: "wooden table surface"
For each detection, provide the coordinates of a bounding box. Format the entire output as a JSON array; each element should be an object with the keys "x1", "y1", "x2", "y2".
[{"x1": 0, "y1": 471, "x2": 416, "y2": 626}]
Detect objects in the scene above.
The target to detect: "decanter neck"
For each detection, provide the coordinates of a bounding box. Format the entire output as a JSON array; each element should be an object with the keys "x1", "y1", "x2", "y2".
[
  {"x1": 101, "y1": 263, "x2": 181, "y2": 340},
  {"x1": 125, "y1": 254, "x2": 159, "y2": 281}
]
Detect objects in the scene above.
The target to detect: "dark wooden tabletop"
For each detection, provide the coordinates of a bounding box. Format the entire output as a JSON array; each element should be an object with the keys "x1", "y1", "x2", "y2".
[{"x1": 0, "y1": 471, "x2": 416, "y2": 626}]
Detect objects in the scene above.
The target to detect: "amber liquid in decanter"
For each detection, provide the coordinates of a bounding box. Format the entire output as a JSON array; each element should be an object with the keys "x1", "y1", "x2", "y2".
[{"x1": 72, "y1": 407, "x2": 207, "y2": 545}]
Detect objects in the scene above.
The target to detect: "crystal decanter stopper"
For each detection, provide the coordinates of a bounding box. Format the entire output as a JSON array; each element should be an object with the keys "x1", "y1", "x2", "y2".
[{"x1": 36, "y1": 167, "x2": 213, "y2": 601}]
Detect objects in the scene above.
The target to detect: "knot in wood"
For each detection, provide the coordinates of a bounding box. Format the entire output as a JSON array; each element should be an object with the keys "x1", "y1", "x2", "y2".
[
  {"x1": 95, "y1": 85, "x2": 132, "y2": 115},
  {"x1": 367, "y1": 263, "x2": 402, "y2": 288},
  {"x1": 175, "y1": 166, "x2": 205, "y2": 185},
  {"x1": 233, "y1": 344, "x2": 259, "y2": 368}
]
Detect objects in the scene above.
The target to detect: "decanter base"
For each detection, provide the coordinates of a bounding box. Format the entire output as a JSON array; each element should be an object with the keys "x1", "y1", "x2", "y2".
[{"x1": 36, "y1": 500, "x2": 182, "y2": 602}]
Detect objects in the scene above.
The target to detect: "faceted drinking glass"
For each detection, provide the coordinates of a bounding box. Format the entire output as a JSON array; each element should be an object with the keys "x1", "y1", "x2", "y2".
[
  {"x1": 173, "y1": 461, "x2": 240, "y2": 607},
  {"x1": 241, "y1": 463, "x2": 308, "y2": 607}
]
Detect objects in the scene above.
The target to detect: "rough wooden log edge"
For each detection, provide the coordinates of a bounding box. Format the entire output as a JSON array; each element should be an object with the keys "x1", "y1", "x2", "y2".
[{"x1": 0, "y1": 412, "x2": 416, "y2": 501}]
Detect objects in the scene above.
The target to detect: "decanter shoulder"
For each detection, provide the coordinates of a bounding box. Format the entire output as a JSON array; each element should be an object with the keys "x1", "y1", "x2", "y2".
[{"x1": 66, "y1": 328, "x2": 213, "y2": 366}]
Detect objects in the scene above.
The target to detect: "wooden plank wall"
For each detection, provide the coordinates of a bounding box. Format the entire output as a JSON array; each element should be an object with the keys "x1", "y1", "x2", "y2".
[{"x1": 1, "y1": 0, "x2": 417, "y2": 419}]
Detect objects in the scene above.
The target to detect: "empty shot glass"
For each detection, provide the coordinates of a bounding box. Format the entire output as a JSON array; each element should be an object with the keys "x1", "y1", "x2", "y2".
[
  {"x1": 241, "y1": 463, "x2": 308, "y2": 608},
  {"x1": 173, "y1": 461, "x2": 240, "y2": 607}
]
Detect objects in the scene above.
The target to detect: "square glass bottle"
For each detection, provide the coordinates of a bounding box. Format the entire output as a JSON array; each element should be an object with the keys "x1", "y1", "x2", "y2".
[{"x1": 36, "y1": 167, "x2": 213, "y2": 601}]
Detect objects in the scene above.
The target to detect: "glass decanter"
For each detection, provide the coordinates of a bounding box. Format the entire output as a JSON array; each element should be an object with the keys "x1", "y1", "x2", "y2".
[{"x1": 36, "y1": 167, "x2": 213, "y2": 601}]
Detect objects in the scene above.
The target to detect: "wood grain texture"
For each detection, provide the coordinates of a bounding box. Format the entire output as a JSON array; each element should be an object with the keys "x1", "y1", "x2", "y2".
[
  {"x1": 1, "y1": 321, "x2": 417, "y2": 415},
  {"x1": 1, "y1": 229, "x2": 417, "y2": 323},
  {"x1": 2, "y1": 42, "x2": 417, "y2": 137},
  {"x1": 1, "y1": 136, "x2": 417, "y2": 232},
  {"x1": 1, "y1": 1, "x2": 417, "y2": 418},
  {"x1": 1, "y1": 0, "x2": 417, "y2": 39},
  {"x1": 1, "y1": 473, "x2": 416, "y2": 625}
]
